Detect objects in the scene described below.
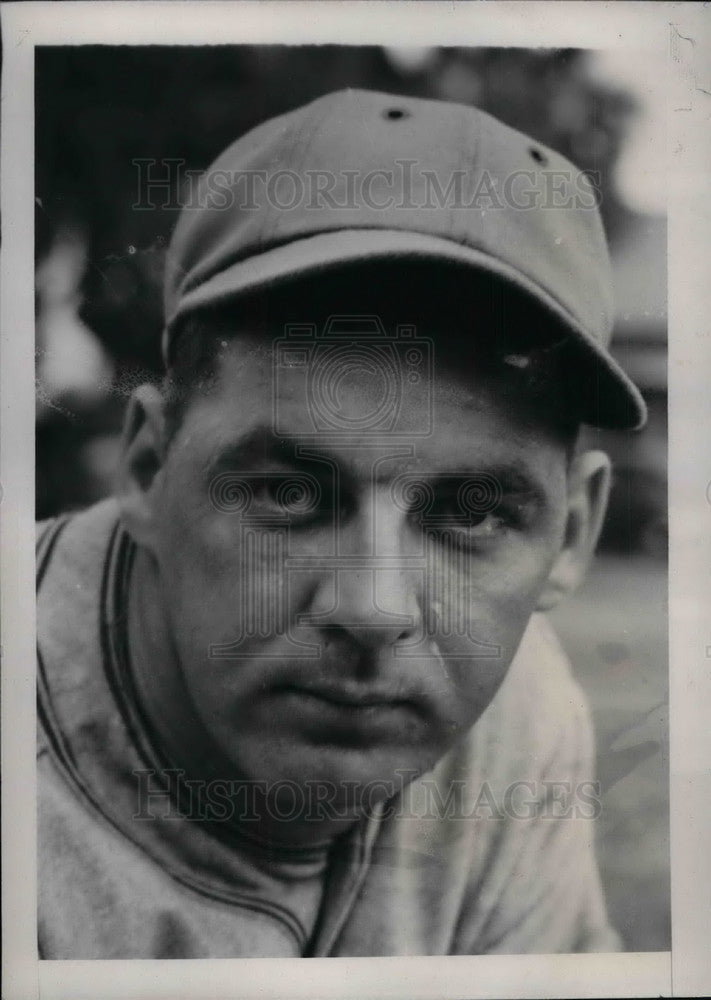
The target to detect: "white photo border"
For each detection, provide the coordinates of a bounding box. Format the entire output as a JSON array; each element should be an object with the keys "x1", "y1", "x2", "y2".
[{"x1": 2, "y1": 2, "x2": 709, "y2": 997}]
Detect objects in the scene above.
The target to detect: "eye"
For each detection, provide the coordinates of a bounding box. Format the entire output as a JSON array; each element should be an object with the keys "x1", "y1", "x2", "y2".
[
  {"x1": 254, "y1": 474, "x2": 325, "y2": 521},
  {"x1": 453, "y1": 512, "x2": 508, "y2": 541},
  {"x1": 428, "y1": 506, "x2": 507, "y2": 544},
  {"x1": 411, "y1": 489, "x2": 508, "y2": 546}
]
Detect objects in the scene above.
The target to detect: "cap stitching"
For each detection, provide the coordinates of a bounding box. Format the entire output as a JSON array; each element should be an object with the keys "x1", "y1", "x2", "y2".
[{"x1": 265, "y1": 96, "x2": 339, "y2": 246}]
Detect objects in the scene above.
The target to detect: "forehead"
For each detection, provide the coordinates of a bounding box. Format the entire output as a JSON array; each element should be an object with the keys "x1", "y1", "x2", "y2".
[
  {"x1": 183, "y1": 329, "x2": 568, "y2": 484},
  {"x1": 171, "y1": 261, "x2": 575, "y2": 473}
]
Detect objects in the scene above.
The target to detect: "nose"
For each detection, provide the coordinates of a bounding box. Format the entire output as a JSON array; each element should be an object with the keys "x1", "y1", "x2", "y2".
[
  {"x1": 300, "y1": 492, "x2": 422, "y2": 652},
  {"x1": 308, "y1": 565, "x2": 419, "y2": 651}
]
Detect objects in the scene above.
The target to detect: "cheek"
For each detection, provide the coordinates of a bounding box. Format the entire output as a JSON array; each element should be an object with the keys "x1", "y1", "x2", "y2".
[
  {"x1": 156, "y1": 486, "x2": 318, "y2": 649},
  {"x1": 427, "y1": 541, "x2": 557, "y2": 701},
  {"x1": 427, "y1": 534, "x2": 556, "y2": 622}
]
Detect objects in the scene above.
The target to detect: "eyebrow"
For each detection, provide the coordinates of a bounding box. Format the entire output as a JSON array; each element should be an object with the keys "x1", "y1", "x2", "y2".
[
  {"x1": 209, "y1": 427, "x2": 333, "y2": 476},
  {"x1": 434, "y1": 465, "x2": 549, "y2": 506},
  {"x1": 208, "y1": 427, "x2": 551, "y2": 505}
]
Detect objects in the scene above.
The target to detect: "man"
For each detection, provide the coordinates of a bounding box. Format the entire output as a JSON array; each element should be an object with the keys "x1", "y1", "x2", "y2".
[{"x1": 37, "y1": 88, "x2": 646, "y2": 958}]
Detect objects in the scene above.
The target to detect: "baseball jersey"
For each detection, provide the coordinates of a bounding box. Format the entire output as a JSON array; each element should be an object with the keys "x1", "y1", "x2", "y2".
[{"x1": 37, "y1": 499, "x2": 620, "y2": 958}]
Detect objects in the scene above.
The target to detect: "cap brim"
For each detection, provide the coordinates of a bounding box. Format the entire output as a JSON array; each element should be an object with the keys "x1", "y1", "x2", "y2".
[{"x1": 165, "y1": 228, "x2": 647, "y2": 430}]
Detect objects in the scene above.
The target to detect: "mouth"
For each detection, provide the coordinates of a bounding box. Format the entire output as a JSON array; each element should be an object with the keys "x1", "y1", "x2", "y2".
[
  {"x1": 277, "y1": 681, "x2": 413, "y2": 711},
  {"x1": 268, "y1": 680, "x2": 428, "y2": 745}
]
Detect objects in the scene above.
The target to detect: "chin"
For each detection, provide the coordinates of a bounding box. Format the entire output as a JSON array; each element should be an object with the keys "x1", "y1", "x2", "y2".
[{"x1": 234, "y1": 733, "x2": 444, "y2": 804}]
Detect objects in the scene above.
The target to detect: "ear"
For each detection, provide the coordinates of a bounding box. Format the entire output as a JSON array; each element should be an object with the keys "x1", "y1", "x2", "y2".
[
  {"x1": 535, "y1": 450, "x2": 611, "y2": 613},
  {"x1": 116, "y1": 383, "x2": 167, "y2": 552}
]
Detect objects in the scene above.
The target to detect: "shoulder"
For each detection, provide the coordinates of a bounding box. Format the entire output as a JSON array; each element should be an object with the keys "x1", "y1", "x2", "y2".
[
  {"x1": 37, "y1": 498, "x2": 124, "y2": 642},
  {"x1": 37, "y1": 498, "x2": 122, "y2": 588},
  {"x1": 36, "y1": 498, "x2": 124, "y2": 756},
  {"x1": 450, "y1": 613, "x2": 594, "y2": 791},
  {"x1": 506, "y1": 612, "x2": 591, "y2": 729},
  {"x1": 506, "y1": 612, "x2": 591, "y2": 726}
]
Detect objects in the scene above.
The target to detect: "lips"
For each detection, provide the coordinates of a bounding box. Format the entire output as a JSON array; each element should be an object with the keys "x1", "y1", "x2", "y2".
[
  {"x1": 278, "y1": 681, "x2": 413, "y2": 711},
  {"x1": 271, "y1": 681, "x2": 426, "y2": 747}
]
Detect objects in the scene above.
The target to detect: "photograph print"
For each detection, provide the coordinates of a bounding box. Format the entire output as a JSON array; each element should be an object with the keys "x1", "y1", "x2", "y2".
[{"x1": 35, "y1": 41, "x2": 669, "y2": 959}]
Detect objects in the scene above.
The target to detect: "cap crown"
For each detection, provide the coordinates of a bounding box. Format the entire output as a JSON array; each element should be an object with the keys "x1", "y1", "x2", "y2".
[
  {"x1": 163, "y1": 88, "x2": 645, "y2": 429},
  {"x1": 166, "y1": 88, "x2": 612, "y2": 340}
]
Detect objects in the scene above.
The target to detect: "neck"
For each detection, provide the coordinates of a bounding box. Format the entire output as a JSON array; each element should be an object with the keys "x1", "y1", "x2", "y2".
[{"x1": 125, "y1": 540, "x2": 363, "y2": 851}]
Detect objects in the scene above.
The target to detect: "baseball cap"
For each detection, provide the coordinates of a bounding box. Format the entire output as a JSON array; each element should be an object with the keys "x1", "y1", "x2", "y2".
[{"x1": 163, "y1": 88, "x2": 646, "y2": 430}]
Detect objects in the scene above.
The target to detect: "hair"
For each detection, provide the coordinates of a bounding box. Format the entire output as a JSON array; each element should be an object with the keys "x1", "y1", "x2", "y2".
[
  {"x1": 162, "y1": 260, "x2": 583, "y2": 457},
  {"x1": 162, "y1": 313, "x2": 223, "y2": 442}
]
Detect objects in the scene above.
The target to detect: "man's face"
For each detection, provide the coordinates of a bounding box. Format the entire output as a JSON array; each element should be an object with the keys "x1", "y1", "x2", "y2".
[{"x1": 150, "y1": 322, "x2": 571, "y2": 803}]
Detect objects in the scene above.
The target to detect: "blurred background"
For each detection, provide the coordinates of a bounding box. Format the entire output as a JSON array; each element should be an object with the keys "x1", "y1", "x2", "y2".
[{"x1": 35, "y1": 45, "x2": 668, "y2": 950}]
